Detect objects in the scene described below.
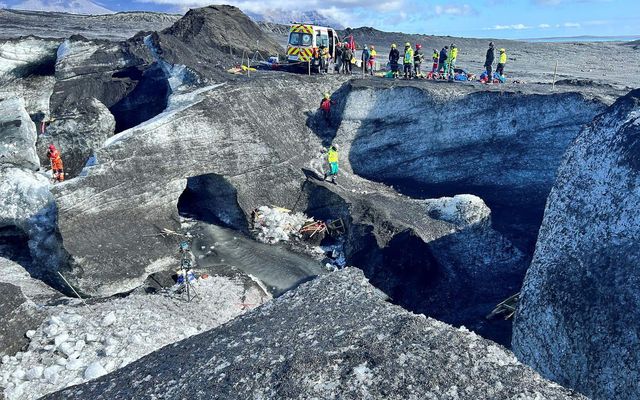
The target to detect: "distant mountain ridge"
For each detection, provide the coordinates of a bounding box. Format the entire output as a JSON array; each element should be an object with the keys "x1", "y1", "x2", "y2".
[
  {"x1": 8, "y1": 0, "x2": 113, "y2": 15},
  {"x1": 247, "y1": 9, "x2": 344, "y2": 29}
]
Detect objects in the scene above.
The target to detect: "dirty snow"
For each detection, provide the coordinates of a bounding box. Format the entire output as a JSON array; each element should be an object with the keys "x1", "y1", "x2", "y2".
[
  {"x1": 0, "y1": 38, "x2": 58, "y2": 81},
  {"x1": 424, "y1": 194, "x2": 491, "y2": 227},
  {"x1": 0, "y1": 275, "x2": 270, "y2": 400},
  {"x1": 252, "y1": 206, "x2": 311, "y2": 244},
  {"x1": 0, "y1": 168, "x2": 52, "y2": 231}
]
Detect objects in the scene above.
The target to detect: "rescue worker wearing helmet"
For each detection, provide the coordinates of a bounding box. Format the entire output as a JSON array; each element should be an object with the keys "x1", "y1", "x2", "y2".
[
  {"x1": 324, "y1": 144, "x2": 339, "y2": 184},
  {"x1": 320, "y1": 93, "x2": 336, "y2": 125},
  {"x1": 413, "y1": 44, "x2": 425, "y2": 78},
  {"x1": 448, "y1": 44, "x2": 458, "y2": 79},
  {"x1": 47, "y1": 144, "x2": 64, "y2": 182},
  {"x1": 368, "y1": 45, "x2": 377, "y2": 75},
  {"x1": 497, "y1": 48, "x2": 507, "y2": 77},
  {"x1": 403, "y1": 42, "x2": 414, "y2": 79},
  {"x1": 389, "y1": 44, "x2": 400, "y2": 78},
  {"x1": 431, "y1": 49, "x2": 439, "y2": 73},
  {"x1": 319, "y1": 45, "x2": 330, "y2": 74}
]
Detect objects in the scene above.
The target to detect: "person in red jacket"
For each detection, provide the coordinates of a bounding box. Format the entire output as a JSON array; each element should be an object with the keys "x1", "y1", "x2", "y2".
[
  {"x1": 47, "y1": 144, "x2": 64, "y2": 182},
  {"x1": 320, "y1": 93, "x2": 336, "y2": 125}
]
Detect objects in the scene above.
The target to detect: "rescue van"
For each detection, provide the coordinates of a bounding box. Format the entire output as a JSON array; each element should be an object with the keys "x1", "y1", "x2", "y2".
[{"x1": 287, "y1": 24, "x2": 338, "y2": 71}]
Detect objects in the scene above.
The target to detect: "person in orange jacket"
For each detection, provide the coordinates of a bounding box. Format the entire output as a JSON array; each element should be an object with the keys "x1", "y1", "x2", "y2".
[{"x1": 47, "y1": 144, "x2": 64, "y2": 182}]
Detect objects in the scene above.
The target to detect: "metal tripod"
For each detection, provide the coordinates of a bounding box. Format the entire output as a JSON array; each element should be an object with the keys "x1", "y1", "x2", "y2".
[{"x1": 177, "y1": 249, "x2": 199, "y2": 303}]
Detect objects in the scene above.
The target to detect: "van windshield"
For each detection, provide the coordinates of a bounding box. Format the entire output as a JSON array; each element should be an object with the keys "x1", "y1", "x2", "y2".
[{"x1": 289, "y1": 32, "x2": 313, "y2": 46}]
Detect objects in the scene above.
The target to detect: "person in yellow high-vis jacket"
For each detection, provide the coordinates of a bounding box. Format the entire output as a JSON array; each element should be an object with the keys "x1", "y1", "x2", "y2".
[
  {"x1": 324, "y1": 145, "x2": 339, "y2": 184},
  {"x1": 448, "y1": 44, "x2": 458, "y2": 79},
  {"x1": 497, "y1": 48, "x2": 507, "y2": 76},
  {"x1": 368, "y1": 46, "x2": 377, "y2": 75},
  {"x1": 403, "y1": 42, "x2": 414, "y2": 79}
]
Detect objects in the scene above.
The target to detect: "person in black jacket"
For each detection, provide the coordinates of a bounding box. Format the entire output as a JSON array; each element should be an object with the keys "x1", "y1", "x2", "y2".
[
  {"x1": 335, "y1": 43, "x2": 343, "y2": 73},
  {"x1": 438, "y1": 46, "x2": 448, "y2": 73},
  {"x1": 389, "y1": 43, "x2": 400, "y2": 78},
  {"x1": 413, "y1": 44, "x2": 425, "y2": 78},
  {"x1": 342, "y1": 46, "x2": 353, "y2": 74},
  {"x1": 484, "y1": 42, "x2": 495, "y2": 82}
]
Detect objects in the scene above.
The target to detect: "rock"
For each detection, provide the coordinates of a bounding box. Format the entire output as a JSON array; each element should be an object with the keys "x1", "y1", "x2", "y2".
[
  {"x1": 152, "y1": 5, "x2": 284, "y2": 81},
  {"x1": 36, "y1": 97, "x2": 116, "y2": 178},
  {"x1": 0, "y1": 97, "x2": 39, "y2": 170},
  {"x1": 512, "y1": 88, "x2": 640, "y2": 399},
  {"x1": 44, "y1": 268, "x2": 584, "y2": 400},
  {"x1": 0, "y1": 257, "x2": 58, "y2": 357}
]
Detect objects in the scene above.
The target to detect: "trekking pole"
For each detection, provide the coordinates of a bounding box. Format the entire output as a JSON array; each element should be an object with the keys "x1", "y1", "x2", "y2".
[
  {"x1": 308, "y1": 60, "x2": 311, "y2": 76},
  {"x1": 552, "y1": 60, "x2": 558, "y2": 90}
]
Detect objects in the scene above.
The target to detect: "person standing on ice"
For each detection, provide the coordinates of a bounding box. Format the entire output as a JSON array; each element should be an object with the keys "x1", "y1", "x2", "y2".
[
  {"x1": 335, "y1": 42, "x2": 343, "y2": 74},
  {"x1": 361, "y1": 45, "x2": 371, "y2": 74},
  {"x1": 447, "y1": 44, "x2": 458, "y2": 79},
  {"x1": 47, "y1": 144, "x2": 64, "y2": 182},
  {"x1": 431, "y1": 49, "x2": 439, "y2": 73},
  {"x1": 320, "y1": 93, "x2": 336, "y2": 125},
  {"x1": 438, "y1": 46, "x2": 448, "y2": 74},
  {"x1": 413, "y1": 44, "x2": 424, "y2": 78},
  {"x1": 496, "y1": 48, "x2": 507, "y2": 77},
  {"x1": 484, "y1": 42, "x2": 495, "y2": 83},
  {"x1": 324, "y1": 145, "x2": 339, "y2": 184},
  {"x1": 341, "y1": 45, "x2": 353, "y2": 75},
  {"x1": 368, "y1": 45, "x2": 377, "y2": 75},
  {"x1": 403, "y1": 42, "x2": 414, "y2": 79},
  {"x1": 389, "y1": 44, "x2": 400, "y2": 78}
]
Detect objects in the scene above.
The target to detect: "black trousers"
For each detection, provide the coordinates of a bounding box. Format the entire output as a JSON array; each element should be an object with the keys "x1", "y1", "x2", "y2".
[
  {"x1": 486, "y1": 65, "x2": 493, "y2": 79},
  {"x1": 404, "y1": 63, "x2": 412, "y2": 77},
  {"x1": 496, "y1": 63, "x2": 504, "y2": 75}
]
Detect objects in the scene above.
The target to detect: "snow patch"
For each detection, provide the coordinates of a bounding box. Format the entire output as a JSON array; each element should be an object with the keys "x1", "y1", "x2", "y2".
[
  {"x1": 252, "y1": 206, "x2": 311, "y2": 244},
  {"x1": 424, "y1": 194, "x2": 491, "y2": 228}
]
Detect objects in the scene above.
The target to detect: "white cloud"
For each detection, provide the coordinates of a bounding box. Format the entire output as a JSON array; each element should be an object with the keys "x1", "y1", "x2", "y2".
[
  {"x1": 538, "y1": 23, "x2": 551, "y2": 28},
  {"x1": 433, "y1": 4, "x2": 476, "y2": 16},
  {"x1": 133, "y1": 0, "x2": 477, "y2": 29},
  {"x1": 487, "y1": 23, "x2": 530, "y2": 30},
  {"x1": 563, "y1": 22, "x2": 581, "y2": 28}
]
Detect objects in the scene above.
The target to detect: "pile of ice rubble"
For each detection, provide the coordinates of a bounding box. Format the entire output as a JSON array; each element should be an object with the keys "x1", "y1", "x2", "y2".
[
  {"x1": 1, "y1": 275, "x2": 269, "y2": 400},
  {"x1": 252, "y1": 206, "x2": 310, "y2": 244}
]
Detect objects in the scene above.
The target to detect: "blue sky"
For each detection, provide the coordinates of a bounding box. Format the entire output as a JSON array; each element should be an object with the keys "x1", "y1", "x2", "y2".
[{"x1": 3, "y1": 0, "x2": 640, "y2": 39}]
